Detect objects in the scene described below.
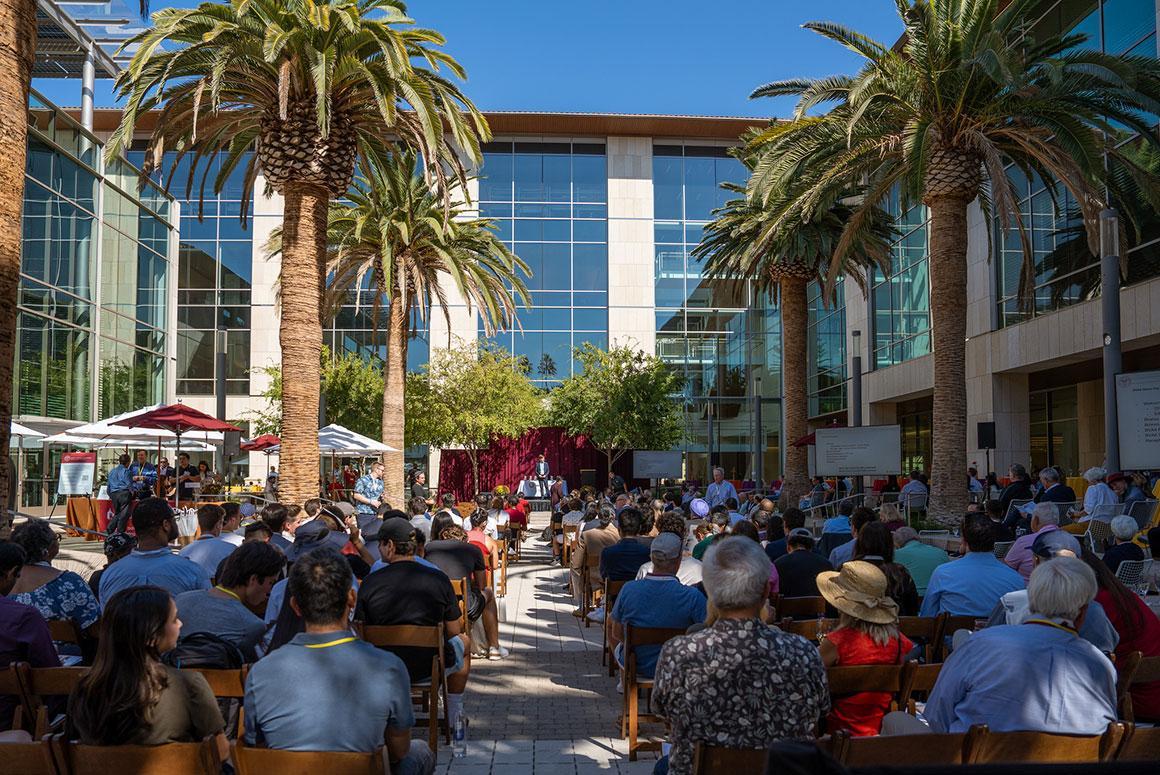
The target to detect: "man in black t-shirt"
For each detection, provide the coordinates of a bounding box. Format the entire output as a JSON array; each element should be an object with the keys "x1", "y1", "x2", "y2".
[
  {"x1": 356, "y1": 518, "x2": 471, "y2": 731},
  {"x1": 774, "y1": 528, "x2": 834, "y2": 599},
  {"x1": 175, "y1": 452, "x2": 200, "y2": 504},
  {"x1": 424, "y1": 514, "x2": 508, "y2": 661}
]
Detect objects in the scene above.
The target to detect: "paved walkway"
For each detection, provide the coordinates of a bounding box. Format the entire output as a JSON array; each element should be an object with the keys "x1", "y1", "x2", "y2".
[{"x1": 438, "y1": 517, "x2": 661, "y2": 774}]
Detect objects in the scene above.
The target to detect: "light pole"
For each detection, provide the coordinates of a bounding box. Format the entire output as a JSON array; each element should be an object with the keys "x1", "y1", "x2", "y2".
[
  {"x1": 754, "y1": 374, "x2": 764, "y2": 490},
  {"x1": 850, "y1": 329, "x2": 863, "y2": 494},
  {"x1": 1100, "y1": 209, "x2": 1121, "y2": 472}
]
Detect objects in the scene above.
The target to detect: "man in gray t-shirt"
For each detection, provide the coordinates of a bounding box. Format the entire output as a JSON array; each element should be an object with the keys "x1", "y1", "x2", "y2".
[{"x1": 175, "y1": 542, "x2": 285, "y2": 661}]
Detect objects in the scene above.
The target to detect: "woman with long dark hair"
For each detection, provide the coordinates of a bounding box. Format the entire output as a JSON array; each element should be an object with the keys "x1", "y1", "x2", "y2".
[
  {"x1": 1080, "y1": 548, "x2": 1160, "y2": 721},
  {"x1": 854, "y1": 521, "x2": 919, "y2": 616},
  {"x1": 67, "y1": 586, "x2": 227, "y2": 756}
]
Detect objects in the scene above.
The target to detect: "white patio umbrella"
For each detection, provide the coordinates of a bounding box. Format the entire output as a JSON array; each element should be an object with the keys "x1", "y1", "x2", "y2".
[
  {"x1": 10, "y1": 421, "x2": 46, "y2": 508},
  {"x1": 268, "y1": 424, "x2": 398, "y2": 494},
  {"x1": 46, "y1": 405, "x2": 226, "y2": 447}
]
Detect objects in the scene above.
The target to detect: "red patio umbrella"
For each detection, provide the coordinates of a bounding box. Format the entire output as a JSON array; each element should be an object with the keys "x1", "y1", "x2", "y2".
[
  {"x1": 113, "y1": 404, "x2": 242, "y2": 501},
  {"x1": 241, "y1": 434, "x2": 281, "y2": 452}
]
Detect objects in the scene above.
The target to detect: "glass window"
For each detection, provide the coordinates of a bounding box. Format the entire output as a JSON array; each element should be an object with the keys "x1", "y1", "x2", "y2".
[
  {"x1": 653, "y1": 155, "x2": 683, "y2": 220},
  {"x1": 479, "y1": 151, "x2": 513, "y2": 201},
  {"x1": 1103, "y1": 0, "x2": 1155, "y2": 53}
]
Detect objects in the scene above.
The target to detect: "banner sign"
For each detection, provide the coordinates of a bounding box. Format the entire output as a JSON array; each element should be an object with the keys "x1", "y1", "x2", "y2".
[{"x1": 57, "y1": 452, "x2": 97, "y2": 496}]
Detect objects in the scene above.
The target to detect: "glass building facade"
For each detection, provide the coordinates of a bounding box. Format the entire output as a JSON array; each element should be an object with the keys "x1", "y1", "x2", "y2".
[
  {"x1": 653, "y1": 144, "x2": 782, "y2": 483},
  {"x1": 872, "y1": 194, "x2": 931, "y2": 369},
  {"x1": 807, "y1": 279, "x2": 847, "y2": 418},
  {"x1": 20, "y1": 90, "x2": 176, "y2": 503},
  {"x1": 477, "y1": 141, "x2": 609, "y2": 386}
]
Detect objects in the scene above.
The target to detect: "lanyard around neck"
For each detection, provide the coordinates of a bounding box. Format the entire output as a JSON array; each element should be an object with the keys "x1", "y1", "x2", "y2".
[
  {"x1": 213, "y1": 585, "x2": 242, "y2": 602},
  {"x1": 304, "y1": 636, "x2": 358, "y2": 649},
  {"x1": 1025, "y1": 618, "x2": 1078, "y2": 636}
]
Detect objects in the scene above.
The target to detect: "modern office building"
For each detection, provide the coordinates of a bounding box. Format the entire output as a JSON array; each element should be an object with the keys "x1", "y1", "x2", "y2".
[{"x1": 17, "y1": 0, "x2": 1160, "y2": 500}]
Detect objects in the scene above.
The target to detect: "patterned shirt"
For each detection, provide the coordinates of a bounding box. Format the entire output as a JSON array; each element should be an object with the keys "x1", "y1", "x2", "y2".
[
  {"x1": 13, "y1": 570, "x2": 101, "y2": 632},
  {"x1": 354, "y1": 475, "x2": 384, "y2": 515},
  {"x1": 652, "y1": 618, "x2": 829, "y2": 775}
]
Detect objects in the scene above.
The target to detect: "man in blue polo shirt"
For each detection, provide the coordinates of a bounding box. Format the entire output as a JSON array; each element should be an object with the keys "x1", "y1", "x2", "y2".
[
  {"x1": 919, "y1": 513, "x2": 1024, "y2": 618},
  {"x1": 98, "y1": 498, "x2": 210, "y2": 605},
  {"x1": 600, "y1": 507, "x2": 652, "y2": 581},
  {"x1": 246, "y1": 547, "x2": 433, "y2": 775},
  {"x1": 609, "y1": 533, "x2": 707, "y2": 677}
]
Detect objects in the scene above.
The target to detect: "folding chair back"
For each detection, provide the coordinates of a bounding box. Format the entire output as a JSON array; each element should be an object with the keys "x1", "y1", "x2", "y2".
[
  {"x1": 1116, "y1": 723, "x2": 1160, "y2": 761},
  {"x1": 826, "y1": 664, "x2": 908, "y2": 707},
  {"x1": 448, "y1": 577, "x2": 471, "y2": 633},
  {"x1": 20, "y1": 667, "x2": 87, "y2": 737},
  {"x1": 1084, "y1": 517, "x2": 1115, "y2": 554},
  {"x1": 562, "y1": 523, "x2": 579, "y2": 566},
  {"x1": 0, "y1": 663, "x2": 31, "y2": 733},
  {"x1": 1121, "y1": 654, "x2": 1160, "y2": 723},
  {"x1": 779, "y1": 618, "x2": 835, "y2": 641},
  {"x1": 50, "y1": 734, "x2": 222, "y2": 775},
  {"x1": 232, "y1": 740, "x2": 385, "y2": 775},
  {"x1": 358, "y1": 623, "x2": 449, "y2": 752},
  {"x1": 186, "y1": 667, "x2": 248, "y2": 738},
  {"x1": 899, "y1": 662, "x2": 942, "y2": 713},
  {"x1": 602, "y1": 579, "x2": 628, "y2": 674},
  {"x1": 621, "y1": 624, "x2": 689, "y2": 762},
  {"x1": 46, "y1": 621, "x2": 84, "y2": 647},
  {"x1": 0, "y1": 737, "x2": 55, "y2": 775},
  {"x1": 935, "y1": 616, "x2": 977, "y2": 662},
  {"x1": 968, "y1": 723, "x2": 1124, "y2": 763},
  {"x1": 1114, "y1": 559, "x2": 1154, "y2": 597},
  {"x1": 833, "y1": 728, "x2": 969, "y2": 766},
  {"x1": 690, "y1": 742, "x2": 767, "y2": 774},
  {"x1": 993, "y1": 541, "x2": 1015, "y2": 560},
  {"x1": 774, "y1": 595, "x2": 827, "y2": 620},
  {"x1": 1127, "y1": 500, "x2": 1159, "y2": 531},
  {"x1": 1005, "y1": 499, "x2": 1032, "y2": 525}
]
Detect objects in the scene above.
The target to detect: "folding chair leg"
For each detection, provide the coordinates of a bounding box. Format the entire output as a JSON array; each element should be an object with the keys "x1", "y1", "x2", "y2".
[
  {"x1": 627, "y1": 681, "x2": 639, "y2": 761},
  {"x1": 428, "y1": 688, "x2": 438, "y2": 753}
]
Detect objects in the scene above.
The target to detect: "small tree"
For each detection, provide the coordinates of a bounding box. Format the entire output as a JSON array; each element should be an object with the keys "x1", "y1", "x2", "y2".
[
  {"x1": 405, "y1": 342, "x2": 543, "y2": 493},
  {"x1": 550, "y1": 343, "x2": 684, "y2": 475},
  {"x1": 245, "y1": 350, "x2": 384, "y2": 439}
]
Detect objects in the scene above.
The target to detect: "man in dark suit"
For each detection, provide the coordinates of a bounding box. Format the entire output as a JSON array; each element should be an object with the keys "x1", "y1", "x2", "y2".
[
  {"x1": 998, "y1": 463, "x2": 1035, "y2": 528},
  {"x1": 534, "y1": 453, "x2": 550, "y2": 497},
  {"x1": 1033, "y1": 466, "x2": 1077, "y2": 507}
]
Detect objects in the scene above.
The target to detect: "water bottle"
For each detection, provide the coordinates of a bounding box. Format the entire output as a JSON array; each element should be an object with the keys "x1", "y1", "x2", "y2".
[{"x1": 452, "y1": 715, "x2": 467, "y2": 758}]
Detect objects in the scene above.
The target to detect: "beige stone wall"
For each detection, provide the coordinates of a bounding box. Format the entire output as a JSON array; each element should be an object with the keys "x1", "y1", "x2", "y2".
[{"x1": 606, "y1": 137, "x2": 655, "y2": 352}]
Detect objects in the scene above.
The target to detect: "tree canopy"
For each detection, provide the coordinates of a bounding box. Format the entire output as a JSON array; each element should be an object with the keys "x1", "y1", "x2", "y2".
[{"x1": 550, "y1": 343, "x2": 685, "y2": 470}]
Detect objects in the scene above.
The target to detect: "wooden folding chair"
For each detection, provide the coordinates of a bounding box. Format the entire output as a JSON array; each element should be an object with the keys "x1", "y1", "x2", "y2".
[
  {"x1": 0, "y1": 735, "x2": 56, "y2": 775},
  {"x1": 619, "y1": 624, "x2": 687, "y2": 761},
  {"x1": 186, "y1": 667, "x2": 249, "y2": 739},
  {"x1": 358, "y1": 623, "x2": 450, "y2": 752},
  {"x1": 1115, "y1": 651, "x2": 1143, "y2": 721},
  {"x1": 778, "y1": 617, "x2": 836, "y2": 641},
  {"x1": 18, "y1": 667, "x2": 87, "y2": 738},
  {"x1": 934, "y1": 615, "x2": 976, "y2": 662},
  {"x1": 0, "y1": 663, "x2": 32, "y2": 734},
  {"x1": 497, "y1": 530, "x2": 509, "y2": 597},
  {"x1": 774, "y1": 595, "x2": 827, "y2": 620},
  {"x1": 898, "y1": 614, "x2": 946, "y2": 662},
  {"x1": 690, "y1": 742, "x2": 767, "y2": 774},
  {"x1": 49, "y1": 733, "x2": 223, "y2": 775},
  {"x1": 447, "y1": 577, "x2": 471, "y2": 635},
  {"x1": 1116, "y1": 722, "x2": 1160, "y2": 761},
  {"x1": 1120, "y1": 653, "x2": 1160, "y2": 723},
  {"x1": 966, "y1": 722, "x2": 1125, "y2": 764},
  {"x1": 832, "y1": 727, "x2": 973, "y2": 766},
  {"x1": 232, "y1": 739, "x2": 386, "y2": 775},
  {"x1": 602, "y1": 579, "x2": 628, "y2": 675},
  {"x1": 46, "y1": 621, "x2": 84, "y2": 648},
  {"x1": 561, "y1": 523, "x2": 579, "y2": 567},
  {"x1": 898, "y1": 661, "x2": 942, "y2": 714},
  {"x1": 825, "y1": 664, "x2": 909, "y2": 721},
  {"x1": 582, "y1": 553, "x2": 602, "y2": 627}
]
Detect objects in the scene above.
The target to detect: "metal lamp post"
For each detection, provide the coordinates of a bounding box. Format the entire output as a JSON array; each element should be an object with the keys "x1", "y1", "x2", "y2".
[{"x1": 1100, "y1": 209, "x2": 1121, "y2": 472}]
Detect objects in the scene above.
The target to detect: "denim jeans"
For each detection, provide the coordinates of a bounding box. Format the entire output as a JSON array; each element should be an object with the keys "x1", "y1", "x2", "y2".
[{"x1": 392, "y1": 740, "x2": 435, "y2": 775}]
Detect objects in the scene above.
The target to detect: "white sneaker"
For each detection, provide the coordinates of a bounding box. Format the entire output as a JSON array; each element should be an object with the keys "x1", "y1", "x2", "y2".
[{"x1": 487, "y1": 646, "x2": 510, "y2": 661}]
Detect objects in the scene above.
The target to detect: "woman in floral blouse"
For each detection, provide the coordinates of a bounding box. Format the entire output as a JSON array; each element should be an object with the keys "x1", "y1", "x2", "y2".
[{"x1": 9, "y1": 518, "x2": 101, "y2": 655}]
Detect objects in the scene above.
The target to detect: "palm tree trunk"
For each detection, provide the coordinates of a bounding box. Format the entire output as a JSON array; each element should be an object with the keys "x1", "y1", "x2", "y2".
[
  {"x1": 0, "y1": 0, "x2": 36, "y2": 536},
  {"x1": 778, "y1": 275, "x2": 810, "y2": 510},
  {"x1": 381, "y1": 285, "x2": 407, "y2": 507},
  {"x1": 926, "y1": 195, "x2": 969, "y2": 522},
  {"x1": 278, "y1": 183, "x2": 327, "y2": 504}
]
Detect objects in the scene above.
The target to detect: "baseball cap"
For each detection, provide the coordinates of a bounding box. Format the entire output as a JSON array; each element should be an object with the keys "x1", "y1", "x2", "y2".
[
  {"x1": 1031, "y1": 529, "x2": 1082, "y2": 560},
  {"x1": 377, "y1": 517, "x2": 417, "y2": 546},
  {"x1": 649, "y1": 532, "x2": 682, "y2": 561},
  {"x1": 689, "y1": 498, "x2": 710, "y2": 518},
  {"x1": 788, "y1": 527, "x2": 814, "y2": 540},
  {"x1": 103, "y1": 532, "x2": 136, "y2": 555}
]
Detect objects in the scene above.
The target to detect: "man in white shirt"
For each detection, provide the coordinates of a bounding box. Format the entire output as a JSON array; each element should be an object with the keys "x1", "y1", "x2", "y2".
[
  {"x1": 705, "y1": 467, "x2": 738, "y2": 509},
  {"x1": 178, "y1": 503, "x2": 238, "y2": 580}
]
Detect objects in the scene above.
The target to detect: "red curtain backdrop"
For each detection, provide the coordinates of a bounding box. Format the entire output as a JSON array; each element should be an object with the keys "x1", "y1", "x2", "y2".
[{"x1": 436, "y1": 426, "x2": 639, "y2": 500}]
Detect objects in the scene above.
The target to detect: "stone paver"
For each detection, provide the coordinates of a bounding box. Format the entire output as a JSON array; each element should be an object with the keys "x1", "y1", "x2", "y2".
[{"x1": 437, "y1": 515, "x2": 662, "y2": 774}]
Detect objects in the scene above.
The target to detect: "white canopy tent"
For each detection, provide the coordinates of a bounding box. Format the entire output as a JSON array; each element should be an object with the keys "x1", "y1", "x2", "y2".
[
  {"x1": 267, "y1": 424, "x2": 398, "y2": 456},
  {"x1": 10, "y1": 421, "x2": 45, "y2": 448}
]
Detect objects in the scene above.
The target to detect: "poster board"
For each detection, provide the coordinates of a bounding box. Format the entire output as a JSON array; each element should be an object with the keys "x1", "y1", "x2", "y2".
[
  {"x1": 57, "y1": 452, "x2": 97, "y2": 496},
  {"x1": 633, "y1": 451, "x2": 682, "y2": 480},
  {"x1": 813, "y1": 426, "x2": 902, "y2": 476},
  {"x1": 1116, "y1": 370, "x2": 1160, "y2": 469}
]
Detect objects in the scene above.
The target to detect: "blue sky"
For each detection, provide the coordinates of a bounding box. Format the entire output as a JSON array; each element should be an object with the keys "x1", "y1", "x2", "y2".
[{"x1": 39, "y1": 0, "x2": 904, "y2": 117}]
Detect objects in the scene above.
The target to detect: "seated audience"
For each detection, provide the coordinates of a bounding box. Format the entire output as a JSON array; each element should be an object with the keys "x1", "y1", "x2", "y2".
[
  {"x1": 245, "y1": 548, "x2": 433, "y2": 775},
  {"x1": 885, "y1": 557, "x2": 1116, "y2": 735},
  {"x1": 610, "y1": 534, "x2": 707, "y2": 678},
  {"x1": 1080, "y1": 547, "x2": 1160, "y2": 721},
  {"x1": 1101, "y1": 515, "x2": 1145, "y2": 575},
  {"x1": 10, "y1": 517, "x2": 100, "y2": 639},
  {"x1": 817, "y1": 561, "x2": 914, "y2": 736},
  {"x1": 68, "y1": 586, "x2": 227, "y2": 759},
  {"x1": 822, "y1": 499, "x2": 856, "y2": 535},
  {"x1": 219, "y1": 502, "x2": 244, "y2": 546},
  {"x1": 635, "y1": 512, "x2": 703, "y2": 585},
  {"x1": 852, "y1": 522, "x2": 918, "y2": 616},
  {"x1": 765, "y1": 508, "x2": 805, "y2": 562},
  {"x1": 1109, "y1": 471, "x2": 1148, "y2": 508},
  {"x1": 1004, "y1": 502, "x2": 1061, "y2": 581},
  {"x1": 775, "y1": 528, "x2": 833, "y2": 598},
  {"x1": 570, "y1": 505, "x2": 620, "y2": 615},
  {"x1": 424, "y1": 515, "x2": 507, "y2": 660},
  {"x1": 99, "y1": 498, "x2": 211, "y2": 604},
  {"x1": 88, "y1": 532, "x2": 136, "y2": 598},
  {"x1": 877, "y1": 502, "x2": 905, "y2": 532},
  {"x1": 600, "y1": 507, "x2": 652, "y2": 581},
  {"x1": 997, "y1": 463, "x2": 1035, "y2": 527},
  {"x1": 466, "y1": 510, "x2": 500, "y2": 573},
  {"x1": 652, "y1": 538, "x2": 829, "y2": 775},
  {"x1": 356, "y1": 518, "x2": 470, "y2": 731},
  {"x1": 1071, "y1": 467, "x2": 1118, "y2": 519},
  {"x1": 986, "y1": 530, "x2": 1118, "y2": 653},
  {"x1": 891, "y1": 526, "x2": 949, "y2": 596},
  {"x1": 407, "y1": 496, "x2": 432, "y2": 540},
  {"x1": 984, "y1": 499, "x2": 1015, "y2": 542},
  {"x1": 260, "y1": 503, "x2": 293, "y2": 553},
  {"x1": 243, "y1": 521, "x2": 273, "y2": 543},
  {"x1": 828, "y1": 507, "x2": 878, "y2": 569},
  {"x1": 175, "y1": 541, "x2": 284, "y2": 661},
  {"x1": 0, "y1": 542, "x2": 57, "y2": 732},
  {"x1": 919, "y1": 513, "x2": 1024, "y2": 618},
  {"x1": 1032, "y1": 466, "x2": 1077, "y2": 508},
  {"x1": 179, "y1": 504, "x2": 239, "y2": 580},
  {"x1": 691, "y1": 510, "x2": 730, "y2": 561}
]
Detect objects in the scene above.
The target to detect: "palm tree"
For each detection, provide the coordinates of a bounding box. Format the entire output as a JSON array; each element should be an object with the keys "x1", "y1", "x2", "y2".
[
  {"x1": 106, "y1": 0, "x2": 487, "y2": 504},
  {"x1": 278, "y1": 148, "x2": 529, "y2": 506},
  {"x1": 741, "y1": 0, "x2": 1160, "y2": 519},
  {"x1": 694, "y1": 175, "x2": 894, "y2": 508}
]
